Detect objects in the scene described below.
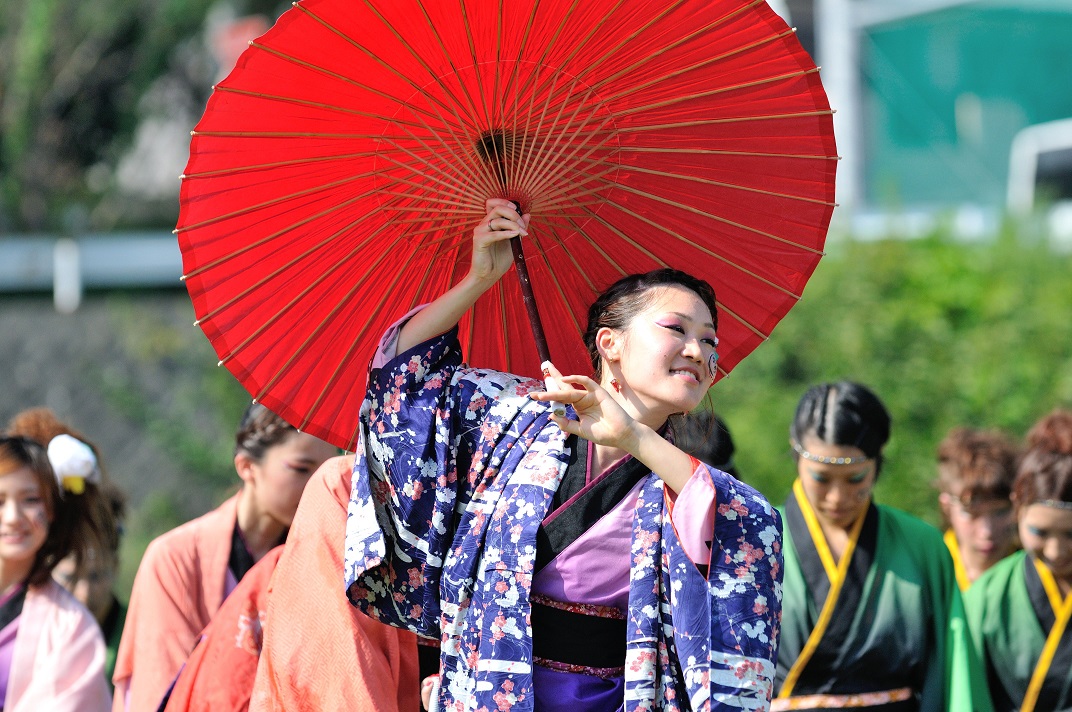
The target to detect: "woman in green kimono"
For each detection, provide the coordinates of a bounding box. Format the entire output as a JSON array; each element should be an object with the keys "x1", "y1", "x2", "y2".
[
  {"x1": 965, "y1": 408, "x2": 1072, "y2": 712},
  {"x1": 773, "y1": 381, "x2": 989, "y2": 712}
]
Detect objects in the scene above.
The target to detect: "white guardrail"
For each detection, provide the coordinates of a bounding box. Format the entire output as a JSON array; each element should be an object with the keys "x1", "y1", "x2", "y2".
[{"x1": 0, "y1": 234, "x2": 182, "y2": 312}]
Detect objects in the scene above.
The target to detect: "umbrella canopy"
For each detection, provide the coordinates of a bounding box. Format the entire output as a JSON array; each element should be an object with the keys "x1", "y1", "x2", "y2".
[{"x1": 178, "y1": 0, "x2": 837, "y2": 450}]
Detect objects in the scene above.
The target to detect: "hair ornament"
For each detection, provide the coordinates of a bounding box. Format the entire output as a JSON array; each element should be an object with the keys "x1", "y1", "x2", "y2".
[
  {"x1": 791, "y1": 439, "x2": 870, "y2": 465},
  {"x1": 1038, "y1": 499, "x2": 1072, "y2": 511},
  {"x1": 47, "y1": 434, "x2": 101, "y2": 495}
]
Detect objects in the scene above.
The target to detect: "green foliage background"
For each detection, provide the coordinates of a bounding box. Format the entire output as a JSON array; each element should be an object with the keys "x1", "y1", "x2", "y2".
[{"x1": 706, "y1": 222, "x2": 1072, "y2": 525}]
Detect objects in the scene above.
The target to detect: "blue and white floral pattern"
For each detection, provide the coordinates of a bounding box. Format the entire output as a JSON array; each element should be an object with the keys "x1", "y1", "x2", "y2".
[{"x1": 345, "y1": 329, "x2": 783, "y2": 711}]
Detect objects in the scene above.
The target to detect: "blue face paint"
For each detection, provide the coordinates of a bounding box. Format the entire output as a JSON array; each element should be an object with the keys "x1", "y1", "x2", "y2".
[{"x1": 707, "y1": 351, "x2": 719, "y2": 379}]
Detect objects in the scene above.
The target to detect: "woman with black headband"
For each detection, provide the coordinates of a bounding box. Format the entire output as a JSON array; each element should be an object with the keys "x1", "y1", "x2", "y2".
[{"x1": 771, "y1": 381, "x2": 989, "y2": 711}]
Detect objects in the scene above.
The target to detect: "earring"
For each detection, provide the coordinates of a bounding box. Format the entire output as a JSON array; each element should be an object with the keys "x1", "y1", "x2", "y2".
[{"x1": 609, "y1": 378, "x2": 622, "y2": 393}]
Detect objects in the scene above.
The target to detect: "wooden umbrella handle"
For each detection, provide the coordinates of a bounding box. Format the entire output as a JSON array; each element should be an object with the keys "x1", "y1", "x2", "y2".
[{"x1": 510, "y1": 235, "x2": 566, "y2": 417}]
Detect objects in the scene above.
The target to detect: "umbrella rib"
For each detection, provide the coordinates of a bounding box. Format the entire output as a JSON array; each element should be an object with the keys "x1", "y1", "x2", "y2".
[
  {"x1": 517, "y1": 80, "x2": 607, "y2": 203},
  {"x1": 596, "y1": 29, "x2": 800, "y2": 105},
  {"x1": 593, "y1": 178, "x2": 824, "y2": 256},
  {"x1": 617, "y1": 109, "x2": 836, "y2": 133},
  {"x1": 521, "y1": 229, "x2": 590, "y2": 338},
  {"x1": 181, "y1": 151, "x2": 382, "y2": 180},
  {"x1": 564, "y1": 198, "x2": 775, "y2": 342},
  {"x1": 521, "y1": 108, "x2": 837, "y2": 136},
  {"x1": 377, "y1": 187, "x2": 485, "y2": 212},
  {"x1": 534, "y1": 222, "x2": 598, "y2": 295},
  {"x1": 296, "y1": 4, "x2": 481, "y2": 135},
  {"x1": 611, "y1": 68, "x2": 823, "y2": 119},
  {"x1": 214, "y1": 218, "x2": 396, "y2": 367},
  {"x1": 286, "y1": 245, "x2": 426, "y2": 432},
  {"x1": 523, "y1": 118, "x2": 621, "y2": 204},
  {"x1": 510, "y1": 0, "x2": 588, "y2": 106},
  {"x1": 375, "y1": 142, "x2": 484, "y2": 206},
  {"x1": 190, "y1": 130, "x2": 406, "y2": 139},
  {"x1": 385, "y1": 97, "x2": 503, "y2": 203},
  {"x1": 556, "y1": 210, "x2": 631, "y2": 280},
  {"x1": 527, "y1": 0, "x2": 682, "y2": 107},
  {"x1": 513, "y1": 65, "x2": 573, "y2": 205},
  {"x1": 535, "y1": 0, "x2": 764, "y2": 110},
  {"x1": 191, "y1": 202, "x2": 389, "y2": 322},
  {"x1": 402, "y1": 218, "x2": 478, "y2": 244},
  {"x1": 585, "y1": 3, "x2": 783, "y2": 98},
  {"x1": 713, "y1": 301, "x2": 772, "y2": 341},
  {"x1": 493, "y1": 0, "x2": 503, "y2": 127},
  {"x1": 176, "y1": 172, "x2": 375, "y2": 234},
  {"x1": 568, "y1": 198, "x2": 670, "y2": 269},
  {"x1": 412, "y1": 0, "x2": 487, "y2": 133},
  {"x1": 500, "y1": 0, "x2": 543, "y2": 147},
  {"x1": 181, "y1": 192, "x2": 375, "y2": 283},
  {"x1": 576, "y1": 157, "x2": 837, "y2": 207},
  {"x1": 210, "y1": 85, "x2": 444, "y2": 132},
  {"x1": 457, "y1": 0, "x2": 492, "y2": 128},
  {"x1": 530, "y1": 162, "x2": 622, "y2": 214},
  {"x1": 619, "y1": 147, "x2": 840, "y2": 160},
  {"x1": 247, "y1": 40, "x2": 467, "y2": 134},
  {"x1": 583, "y1": 183, "x2": 808, "y2": 299}
]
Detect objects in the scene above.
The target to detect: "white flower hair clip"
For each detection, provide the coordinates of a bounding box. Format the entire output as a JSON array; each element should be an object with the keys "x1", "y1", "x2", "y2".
[{"x1": 47, "y1": 434, "x2": 101, "y2": 495}]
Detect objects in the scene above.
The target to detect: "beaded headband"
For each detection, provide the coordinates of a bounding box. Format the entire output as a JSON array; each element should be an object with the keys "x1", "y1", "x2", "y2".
[
  {"x1": 791, "y1": 439, "x2": 870, "y2": 465},
  {"x1": 1037, "y1": 499, "x2": 1072, "y2": 511}
]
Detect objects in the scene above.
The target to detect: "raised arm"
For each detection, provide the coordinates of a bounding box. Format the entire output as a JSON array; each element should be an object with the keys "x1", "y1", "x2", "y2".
[{"x1": 395, "y1": 198, "x2": 529, "y2": 354}]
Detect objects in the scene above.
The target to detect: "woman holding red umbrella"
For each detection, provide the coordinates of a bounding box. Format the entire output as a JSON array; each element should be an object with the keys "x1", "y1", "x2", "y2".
[{"x1": 345, "y1": 199, "x2": 783, "y2": 711}]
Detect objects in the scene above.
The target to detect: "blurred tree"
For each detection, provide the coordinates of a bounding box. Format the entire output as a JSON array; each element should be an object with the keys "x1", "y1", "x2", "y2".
[
  {"x1": 710, "y1": 221, "x2": 1072, "y2": 524},
  {"x1": 0, "y1": 0, "x2": 285, "y2": 232}
]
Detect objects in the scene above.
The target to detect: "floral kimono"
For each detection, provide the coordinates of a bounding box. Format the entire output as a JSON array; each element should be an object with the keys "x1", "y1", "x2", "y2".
[{"x1": 344, "y1": 327, "x2": 783, "y2": 711}]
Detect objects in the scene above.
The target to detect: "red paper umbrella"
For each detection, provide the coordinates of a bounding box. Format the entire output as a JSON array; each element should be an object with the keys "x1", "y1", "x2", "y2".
[{"x1": 177, "y1": 0, "x2": 837, "y2": 451}]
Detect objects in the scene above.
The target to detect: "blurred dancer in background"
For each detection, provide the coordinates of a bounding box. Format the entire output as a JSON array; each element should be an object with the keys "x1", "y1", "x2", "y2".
[
  {"x1": 6, "y1": 408, "x2": 125, "y2": 694},
  {"x1": 0, "y1": 432, "x2": 112, "y2": 710},
  {"x1": 773, "y1": 381, "x2": 989, "y2": 711},
  {"x1": 113, "y1": 403, "x2": 335, "y2": 712},
  {"x1": 935, "y1": 426, "x2": 1019, "y2": 590},
  {"x1": 966, "y1": 408, "x2": 1072, "y2": 712},
  {"x1": 674, "y1": 408, "x2": 740, "y2": 479}
]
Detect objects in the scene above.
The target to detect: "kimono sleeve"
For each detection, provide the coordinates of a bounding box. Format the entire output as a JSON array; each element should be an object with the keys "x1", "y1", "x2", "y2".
[
  {"x1": 345, "y1": 327, "x2": 511, "y2": 636},
  {"x1": 661, "y1": 467, "x2": 784, "y2": 709},
  {"x1": 908, "y1": 518, "x2": 993, "y2": 712}
]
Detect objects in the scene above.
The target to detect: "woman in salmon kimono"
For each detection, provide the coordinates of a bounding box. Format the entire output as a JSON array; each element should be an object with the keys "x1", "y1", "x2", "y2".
[
  {"x1": 772, "y1": 382, "x2": 989, "y2": 712},
  {"x1": 345, "y1": 200, "x2": 784, "y2": 711},
  {"x1": 965, "y1": 408, "x2": 1072, "y2": 712},
  {"x1": 0, "y1": 435, "x2": 112, "y2": 711},
  {"x1": 113, "y1": 404, "x2": 336, "y2": 711}
]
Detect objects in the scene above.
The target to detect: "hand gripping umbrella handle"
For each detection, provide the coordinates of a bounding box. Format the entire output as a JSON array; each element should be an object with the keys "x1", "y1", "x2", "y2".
[{"x1": 509, "y1": 236, "x2": 567, "y2": 417}]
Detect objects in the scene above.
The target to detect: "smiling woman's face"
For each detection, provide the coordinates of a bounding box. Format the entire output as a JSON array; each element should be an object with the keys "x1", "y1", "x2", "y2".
[
  {"x1": 796, "y1": 436, "x2": 877, "y2": 530},
  {"x1": 610, "y1": 285, "x2": 718, "y2": 428},
  {"x1": 0, "y1": 466, "x2": 50, "y2": 571}
]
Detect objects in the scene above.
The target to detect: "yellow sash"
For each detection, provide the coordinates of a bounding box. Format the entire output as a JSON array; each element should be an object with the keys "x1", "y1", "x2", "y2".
[
  {"x1": 943, "y1": 529, "x2": 971, "y2": 592},
  {"x1": 1022, "y1": 558, "x2": 1072, "y2": 712},
  {"x1": 779, "y1": 479, "x2": 868, "y2": 699}
]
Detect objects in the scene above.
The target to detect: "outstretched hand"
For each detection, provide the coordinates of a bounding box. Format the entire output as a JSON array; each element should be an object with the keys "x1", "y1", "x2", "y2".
[
  {"x1": 529, "y1": 363, "x2": 640, "y2": 452},
  {"x1": 466, "y1": 198, "x2": 530, "y2": 289}
]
